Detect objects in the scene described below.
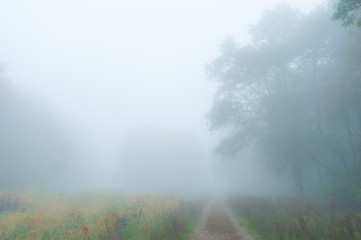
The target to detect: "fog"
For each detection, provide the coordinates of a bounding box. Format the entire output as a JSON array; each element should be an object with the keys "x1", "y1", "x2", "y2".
[{"x1": 2, "y1": 0, "x2": 347, "y2": 197}]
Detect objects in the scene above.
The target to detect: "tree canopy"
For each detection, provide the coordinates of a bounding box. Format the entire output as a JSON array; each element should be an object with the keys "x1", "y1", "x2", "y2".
[
  {"x1": 333, "y1": 0, "x2": 361, "y2": 26},
  {"x1": 208, "y1": 4, "x2": 361, "y2": 202}
]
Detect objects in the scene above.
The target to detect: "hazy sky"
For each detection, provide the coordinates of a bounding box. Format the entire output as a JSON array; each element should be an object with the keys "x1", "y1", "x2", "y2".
[{"x1": 0, "y1": 0, "x2": 326, "y2": 188}]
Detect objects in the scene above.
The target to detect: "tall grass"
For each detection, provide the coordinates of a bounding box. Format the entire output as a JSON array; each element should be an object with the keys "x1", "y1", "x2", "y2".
[
  {"x1": 0, "y1": 192, "x2": 202, "y2": 240},
  {"x1": 0, "y1": 192, "x2": 22, "y2": 213},
  {"x1": 228, "y1": 196, "x2": 361, "y2": 240}
]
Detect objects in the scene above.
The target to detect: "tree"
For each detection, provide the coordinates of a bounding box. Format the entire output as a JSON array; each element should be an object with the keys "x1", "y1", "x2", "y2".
[
  {"x1": 0, "y1": 70, "x2": 72, "y2": 190},
  {"x1": 333, "y1": 0, "x2": 361, "y2": 26},
  {"x1": 207, "y1": 4, "x2": 353, "y2": 197}
]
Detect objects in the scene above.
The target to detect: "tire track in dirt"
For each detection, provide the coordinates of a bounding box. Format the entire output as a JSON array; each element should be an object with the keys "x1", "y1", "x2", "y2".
[{"x1": 190, "y1": 202, "x2": 256, "y2": 240}]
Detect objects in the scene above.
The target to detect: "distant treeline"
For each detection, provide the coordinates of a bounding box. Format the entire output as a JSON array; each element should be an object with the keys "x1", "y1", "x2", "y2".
[{"x1": 0, "y1": 71, "x2": 71, "y2": 190}]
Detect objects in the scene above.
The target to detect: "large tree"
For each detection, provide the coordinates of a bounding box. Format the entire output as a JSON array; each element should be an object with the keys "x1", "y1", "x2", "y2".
[{"x1": 207, "y1": 4, "x2": 354, "y2": 197}]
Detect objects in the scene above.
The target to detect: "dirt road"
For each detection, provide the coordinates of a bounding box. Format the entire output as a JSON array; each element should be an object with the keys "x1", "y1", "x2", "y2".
[{"x1": 190, "y1": 202, "x2": 256, "y2": 240}]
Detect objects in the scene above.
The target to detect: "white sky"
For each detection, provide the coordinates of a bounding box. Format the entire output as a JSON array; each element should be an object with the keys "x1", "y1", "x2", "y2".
[{"x1": 0, "y1": 0, "x2": 326, "y2": 187}]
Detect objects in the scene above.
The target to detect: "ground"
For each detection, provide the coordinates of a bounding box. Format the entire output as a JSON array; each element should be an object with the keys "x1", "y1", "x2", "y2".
[{"x1": 190, "y1": 201, "x2": 256, "y2": 240}]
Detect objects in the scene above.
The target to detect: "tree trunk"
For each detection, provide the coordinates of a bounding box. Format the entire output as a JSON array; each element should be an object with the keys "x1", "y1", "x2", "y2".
[
  {"x1": 290, "y1": 157, "x2": 304, "y2": 198},
  {"x1": 344, "y1": 111, "x2": 357, "y2": 168}
]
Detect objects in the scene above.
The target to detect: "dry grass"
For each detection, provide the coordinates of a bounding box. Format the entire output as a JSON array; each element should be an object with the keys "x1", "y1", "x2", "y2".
[{"x1": 0, "y1": 192, "x2": 202, "y2": 240}]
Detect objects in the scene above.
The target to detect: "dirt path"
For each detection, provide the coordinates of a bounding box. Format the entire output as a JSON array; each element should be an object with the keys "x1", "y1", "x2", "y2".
[{"x1": 190, "y1": 202, "x2": 256, "y2": 240}]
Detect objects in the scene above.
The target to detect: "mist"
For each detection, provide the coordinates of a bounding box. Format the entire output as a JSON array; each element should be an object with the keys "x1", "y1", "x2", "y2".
[{"x1": 1, "y1": 0, "x2": 348, "y2": 199}]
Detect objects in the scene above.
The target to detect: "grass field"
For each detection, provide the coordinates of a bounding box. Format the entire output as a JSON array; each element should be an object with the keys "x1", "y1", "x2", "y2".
[
  {"x1": 0, "y1": 191, "x2": 202, "y2": 240},
  {"x1": 228, "y1": 196, "x2": 361, "y2": 240}
]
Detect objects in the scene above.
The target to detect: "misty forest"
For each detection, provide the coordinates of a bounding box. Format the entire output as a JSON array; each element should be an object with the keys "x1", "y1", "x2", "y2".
[{"x1": 1, "y1": 0, "x2": 361, "y2": 239}]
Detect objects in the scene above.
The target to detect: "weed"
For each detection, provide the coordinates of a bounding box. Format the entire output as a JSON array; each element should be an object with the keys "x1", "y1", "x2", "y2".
[
  {"x1": 228, "y1": 196, "x2": 361, "y2": 240},
  {"x1": 0, "y1": 192, "x2": 202, "y2": 240}
]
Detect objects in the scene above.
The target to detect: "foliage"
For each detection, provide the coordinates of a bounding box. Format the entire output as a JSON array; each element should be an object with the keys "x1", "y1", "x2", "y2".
[
  {"x1": 333, "y1": 0, "x2": 361, "y2": 27},
  {"x1": 207, "y1": 3, "x2": 361, "y2": 199}
]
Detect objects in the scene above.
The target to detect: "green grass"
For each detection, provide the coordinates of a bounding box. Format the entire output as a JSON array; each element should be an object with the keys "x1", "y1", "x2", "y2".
[
  {"x1": 228, "y1": 196, "x2": 361, "y2": 240},
  {"x1": 237, "y1": 217, "x2": 263, "y2": 239},
  {"x1": 180, "y1": 204, "x2": 202, "y2": 239}
]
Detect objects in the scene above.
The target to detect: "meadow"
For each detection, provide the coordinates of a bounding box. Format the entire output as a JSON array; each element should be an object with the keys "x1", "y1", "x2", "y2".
[
  {"x1": 0, "y1": 191, "x2": 202, "y2": 240},
  {"x1": 228, "y1": 196, "x2": 361, "y2": 240}
]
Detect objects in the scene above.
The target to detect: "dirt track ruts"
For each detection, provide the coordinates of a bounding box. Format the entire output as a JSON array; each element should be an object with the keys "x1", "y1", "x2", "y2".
[{"x1": 190, "y1": 201, "x2": 256, "y2": 240}]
